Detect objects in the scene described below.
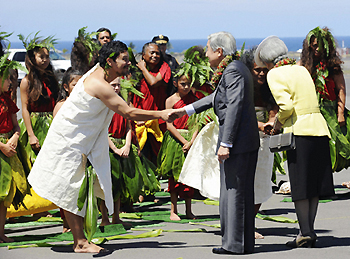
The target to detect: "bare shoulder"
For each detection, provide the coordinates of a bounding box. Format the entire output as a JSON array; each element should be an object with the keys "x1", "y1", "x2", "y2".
[
  {"x1": 166, "y1": 93, "x2": 179, "y2": 109},
  {"x1": 20, "y1": 76, "x2": 29, "y2": 90},
  {"x1": 53, "y1": 100, "x2": 65, "y2": 117},
  {"x1": 84, "y1": 69, "x2": 111, "y2": 98}
]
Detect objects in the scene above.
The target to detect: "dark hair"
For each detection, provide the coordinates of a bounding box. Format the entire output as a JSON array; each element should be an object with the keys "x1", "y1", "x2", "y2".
[
  {"x1": 240, "y1": 47, "x2": 257, "y2": 71},
  {"x1": 56, "y1": 67, "x2": 83, "y2": 102},
  {"x1": 99, "y1": 40, "x2": 128, "y2": 68},
  {"x1": 300, "y1": 27, "x2": 343, "y2": 76},
  {"x1": 25, "y1": 46, "x2": 59, "y2": 104},
  {"x1": 97, "y1": 28, "x2": 112, "y2": 38},
  {"x1": 71, "y1": 41, "x2": 98, "y2": 74},
  {"x1": 141, "y1": 42, "x2": 165, "y2": 65},
  {"x1": 186, "y1": 45, "x2": 206, "y2": 64}
]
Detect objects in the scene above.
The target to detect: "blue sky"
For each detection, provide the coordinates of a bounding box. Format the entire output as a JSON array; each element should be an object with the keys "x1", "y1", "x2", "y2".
[{"x1": 1, "y1": 0, "x2": 349, "y2": 43}]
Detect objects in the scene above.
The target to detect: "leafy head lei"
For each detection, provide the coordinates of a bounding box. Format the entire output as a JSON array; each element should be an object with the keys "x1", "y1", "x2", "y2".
[
  {"x1": 18, "y1": 31, "x2": 57, "y2": 52},
  {"x1": 307, "y1": 26, "x2": 336, "y2": 58},
  {"x1": 306, "y1": 27, "x2": 337, "y2": 99},
  {"x1": 174, "y1": 46, "x2": 212, "y2": 87},
  {"x1": 75, "y1": 27, "x2": 101, "y2": 63},
  {"x1": 0, "y1": 30, "x2": 28, "y2": 85},
  {"x1": 0, "y1": 29, "x2": 13, "y2": 55}
]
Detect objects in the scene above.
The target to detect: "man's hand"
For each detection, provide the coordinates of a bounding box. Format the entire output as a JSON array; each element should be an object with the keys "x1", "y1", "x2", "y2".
[
  {"x1": 217, "y1": 146, "x2": 230, "y2": 164},
  {"x1": 165, "y1": 108, "x2": 187, "y2": 123}
]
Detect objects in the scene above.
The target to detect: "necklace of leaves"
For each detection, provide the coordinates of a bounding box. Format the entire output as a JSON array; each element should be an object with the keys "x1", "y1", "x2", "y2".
[
  {"x1": 312, "y1": 61, "x2": 329, "y2": 99},
  {"x1": 210, "y1": 55, "x2": 234, "y2": 88},
  {"x1": 273, "y1": 58, "x2": 296, "y2": 68}
]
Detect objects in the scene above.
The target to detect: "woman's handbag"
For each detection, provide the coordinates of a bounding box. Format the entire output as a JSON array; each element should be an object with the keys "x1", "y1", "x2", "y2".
[{"x1": 269, "y1": 115, "x2": 296, "y2": 153}]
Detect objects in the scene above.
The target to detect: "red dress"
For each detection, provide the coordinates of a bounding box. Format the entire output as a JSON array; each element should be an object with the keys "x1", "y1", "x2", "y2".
[
  {"x1": 168, "y1": 91, "x2": 197, "y2": 198},
  {"x1": 323, "y1": 78, "x2": 337, "y2": 101},
  {"x1": 28, "y1": 80, "x2": 56, "y2": 112},
  {"x1": 194, "y1": 83, "x2": 213, "y2": 100},
  {"x1": 109, "y1": 113, "x2": 128, "y2": 138},
  {"x1": 0, "y1": 92, "x2": 19, "y2": 133},
  {"x1": 133, "y1": 61, "x2": 171, "y2": 111}
]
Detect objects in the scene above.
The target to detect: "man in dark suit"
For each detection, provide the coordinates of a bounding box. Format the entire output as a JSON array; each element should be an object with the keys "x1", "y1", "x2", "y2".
[{"x1": 171, "y1": 31, "x2": 259, "y2": 254}]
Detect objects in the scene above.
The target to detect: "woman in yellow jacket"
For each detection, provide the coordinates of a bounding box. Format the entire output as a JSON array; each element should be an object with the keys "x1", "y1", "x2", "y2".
[{"x1": 255, "y1": 36, "x2": 334, "y2": 248}]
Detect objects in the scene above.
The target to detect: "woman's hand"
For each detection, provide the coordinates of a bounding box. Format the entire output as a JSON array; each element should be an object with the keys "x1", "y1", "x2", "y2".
[
  {"x1": 182, "y1": 141, "x2": 192, "y2": 153},
  {"x1": 29, "y1": 135, "x2": 40, "y2": 151},
  {"x1": 118, "y1": 145, "x2": 130, "y2": 158},
  {"x1": 7, "y1": 134, "x2": 19, "y2": 149},
  {"x1": 217, "y1": 146, "x2": 230, "y2": 164},
  {"x1": 0, "y1": 143, "x2": 17, "y2": 157},
  {"x1": 137, "y1": 59, "x2": 146, "y2": 71}
]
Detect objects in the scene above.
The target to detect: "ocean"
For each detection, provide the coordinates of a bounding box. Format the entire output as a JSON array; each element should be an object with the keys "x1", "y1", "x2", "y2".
[{"x1": 8, "y1": 36, "x2": 350, "y2": 54}]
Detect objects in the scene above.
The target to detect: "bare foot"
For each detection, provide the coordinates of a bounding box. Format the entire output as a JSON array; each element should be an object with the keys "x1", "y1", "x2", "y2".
[
  {"x1": 73, "y1": 240, "x2": 104, "y2": 253},
  {"x1": 170, "y1": 212, "x2": 181, "y2": 221},
  {"x1": 138, "y1": 195, "x2": 144, "y2": 203},
  {"x1": 255, "y1": 231, "x2": 264, "y2": 239},
  {"x1": 0, "y1": 234, "x2": 15, "y2": 243},
  {"x1": 62, "y1": 227, "x2": 71, "y2": 233},
  {"x1": 32, "y1": 211, "x2": 53, "y2": 218},
  {"x1": 186, "y1": 213, "x2": 196, "y2": 220},
  {"x1": 112, "y1": 219, "x2": 132, "y2": 227},
  {"x1": 342, "y1": 181, "x2": 350, "y2": 189},
  {"x1": 99, "y1": 221, "x2": 112, "y2": 227}
]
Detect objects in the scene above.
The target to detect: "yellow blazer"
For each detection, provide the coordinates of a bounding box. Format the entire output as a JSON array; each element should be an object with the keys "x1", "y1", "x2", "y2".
[{"x1": 267, "y1": 65, "x2": 330, "y2": 138}]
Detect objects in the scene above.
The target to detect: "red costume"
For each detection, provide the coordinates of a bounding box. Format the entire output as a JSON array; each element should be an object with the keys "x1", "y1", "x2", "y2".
[
  {"x1": 109, "y1": 113, "x2": 128, "y2": 138},
  {"x1": 0, "y1": 92, "x2": 19, "y2": 133},
  {"x1": 323, "y1": 78, "x2": 337, "y2": 101},
  {"x1": 168, "y1": 91, "x2": 197, "y2": 198},
  {"x1": 28, "y1": 80, "x2": 56, "y2": 112},
  {"x1": 194, "y1": 83, "x2": 213, "y2": 100},
  {"x1": 133, "y1": 61, "x2": 171, "y2": 111}
]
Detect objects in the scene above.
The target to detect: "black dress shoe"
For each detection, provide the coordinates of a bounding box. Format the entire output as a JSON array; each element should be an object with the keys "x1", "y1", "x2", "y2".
[
  {"x1": 286, "y1": 235, "x2": 314, "y2": 248},
  {"x1": 212, "y1": 247, "x2": 242, "y2": 255}
]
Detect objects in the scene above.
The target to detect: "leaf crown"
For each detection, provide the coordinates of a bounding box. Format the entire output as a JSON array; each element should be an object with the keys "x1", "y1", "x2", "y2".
[
  {"x1": 75, "y1": 27, "x2": 101, "y2": 63},
  {"x1": 18, "y1": 31, "x2": 57, "y2": 52},
  {"x1": 0, "y1": 45, "x2": 28, "y2": 85},
  {"x1": 174, "y1": 46, "x2": 212, "y2": 87},
  {"x1": 306, "y1": 26, "x2": 336, "y2": 57}
]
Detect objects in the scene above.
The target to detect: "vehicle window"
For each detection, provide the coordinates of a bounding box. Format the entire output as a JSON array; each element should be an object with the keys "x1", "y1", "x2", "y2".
[
  {"x1": 13, "y1": 52, "x2": 26, "y2": 62},
  {"x1": 50, "y1": 51, "x2": 66, "y2": 60}
]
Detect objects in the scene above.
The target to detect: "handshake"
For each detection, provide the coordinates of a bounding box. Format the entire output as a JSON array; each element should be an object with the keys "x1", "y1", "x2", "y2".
[{"x1": 161, "y1": 108, "x2": 187, "y2": 123}]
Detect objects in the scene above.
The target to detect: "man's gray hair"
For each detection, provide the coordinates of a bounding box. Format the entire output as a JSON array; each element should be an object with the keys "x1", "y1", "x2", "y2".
[
  {"x1": 254, "y1": 36, "x2": 288, "y2": 67},
  {"x1": 208, "y1": 31, "x2": 237, "y2": 56}
]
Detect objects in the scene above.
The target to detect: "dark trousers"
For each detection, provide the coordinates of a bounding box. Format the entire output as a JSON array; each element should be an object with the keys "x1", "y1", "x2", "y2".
[{"x1": 220, "y1": 150, "x2": 258, "y2": 253}]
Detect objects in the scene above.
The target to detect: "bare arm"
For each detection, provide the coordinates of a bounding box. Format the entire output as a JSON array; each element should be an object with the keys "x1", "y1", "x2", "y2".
[
  {"x1": 137, "y1": 60, "x2": 166, "y2": 88},
  {"x1": 89, "y1": 78, "x2": 174, "y2": 122},
  {"x1": 165, "y1": 97, "x2": 188, "y2": 146},
  {"x1": 20, "y1": 77, "x2": 40, "y2": 150},
  {"x1": 334, "y1": 72, "x2": 346, "y2": 126}
]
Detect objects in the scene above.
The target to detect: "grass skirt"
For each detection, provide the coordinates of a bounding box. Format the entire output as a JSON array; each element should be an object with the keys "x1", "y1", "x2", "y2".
[
  {"x1": 157, "y1": 130, "x2": 191, "y2": 181},
  {"x1": 319, "y1": 99, "x2": 350, "y2": 171},
  {"x1": 0, "y1": 135, "x2": 31, "y2": 209},
  {"x1": 109, "y1": 138, "x2": 160, "y2": 203},
  {"x1": 18, "y1": 112, "x2": 53, "y2": 164}
]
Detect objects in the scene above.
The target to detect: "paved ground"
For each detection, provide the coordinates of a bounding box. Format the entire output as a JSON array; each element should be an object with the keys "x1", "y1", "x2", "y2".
[{"x1": 1, "y1": 169, "x2": 350, "y2": 259}]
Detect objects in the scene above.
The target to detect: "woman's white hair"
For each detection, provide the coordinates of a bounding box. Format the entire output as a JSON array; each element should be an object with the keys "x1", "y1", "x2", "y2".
[
  {"x1": 254, "y1": 36, "x2": 288, "y2": 67},
  {"x1": 208, "y1": 31, "x2": 237, "y2": 56}
]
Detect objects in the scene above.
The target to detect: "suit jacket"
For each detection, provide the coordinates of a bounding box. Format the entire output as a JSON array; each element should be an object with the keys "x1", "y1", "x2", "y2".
[
  {"x1": 267, "y1": 65, "x2": 330, "y2": 138},
  {"x1": 192, "y1": 60, "x2": 259, "y2": 154}
]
